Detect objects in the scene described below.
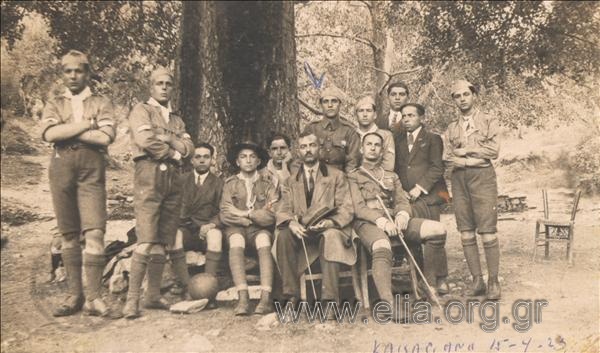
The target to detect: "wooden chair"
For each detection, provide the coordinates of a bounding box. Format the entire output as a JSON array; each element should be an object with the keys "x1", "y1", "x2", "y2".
[
  {"x1": 533, "y1": 189, "x2": 582, "y2": 264},
  {"x1": 299, "y1": 265, "x2": 362, "y2": 303},
  {"x1": 359, "y1": 239, "x2": 419, "y2": 310}
]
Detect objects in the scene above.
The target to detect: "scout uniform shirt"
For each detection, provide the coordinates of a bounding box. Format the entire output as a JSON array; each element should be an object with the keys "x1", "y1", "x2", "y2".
[
  {"x1": 128, "y1": 98, "x2": 194, "y2": 162},
  {"x1": 443, "y1": 109, "x2": 500, "y2": 169},
  {"x1": 302, "y1": 116, "x2": 361, "y2": 173},
  {"x1": 220, "y1": 172, "x2": 278, "y2": 228}
]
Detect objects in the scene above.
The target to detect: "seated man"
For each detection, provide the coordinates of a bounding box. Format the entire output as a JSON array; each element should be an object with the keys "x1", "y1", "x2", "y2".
[
  {"x1": 348, "y1": 132, "x2": 448, "y2": 320},
  {"x1": 220, "y1": 141, "x2": 278, "y2": 315},
  {"x1": 275, "y1": 132, "x2": 356, "y2": 311},
  {"x1": 175, "y1": 143, "x2": 224, "y2": 308}
]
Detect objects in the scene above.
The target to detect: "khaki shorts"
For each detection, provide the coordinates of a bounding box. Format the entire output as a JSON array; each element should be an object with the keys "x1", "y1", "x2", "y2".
[
  {"x1": 451, "y1": 166, "x2": 498, "y2": 233},
  {"x1": 49, "y1": 145, "x2": 107, "y2": 235},
  {"x1": 354, "y1": 218, "x2": 425, "y2": 251}
]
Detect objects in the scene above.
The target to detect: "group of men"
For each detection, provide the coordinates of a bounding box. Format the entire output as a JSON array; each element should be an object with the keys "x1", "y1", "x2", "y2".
[{"x1": 42, "y1": 50, "x2": 501, "y2": 322}]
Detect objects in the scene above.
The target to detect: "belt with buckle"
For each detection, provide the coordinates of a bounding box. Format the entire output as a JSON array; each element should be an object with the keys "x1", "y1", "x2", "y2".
[
  {"x1": 54, "y1": 141, "x2": 102, "y2": 152},
  {"x1": 133, "y1": 155, "x2": 181, "y2": 168}
]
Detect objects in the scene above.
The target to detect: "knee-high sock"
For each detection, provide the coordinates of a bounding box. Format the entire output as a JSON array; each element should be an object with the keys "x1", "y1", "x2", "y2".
[
  {"x1": 257, "y1": 247, "x2": 273, "y2": 292},
  {"x1": 145, "y1": 254, "x2": 167, "y2": 301},
  {"x1": 126, "y1": 252, "x2": 148, "y2": 301},
  {"x1": 371, "y1": 248, "x2": 394, "y2": 304},
  {"x1": 229, "y1": 247, "x2": 247, "y2": 290},
  {"x1": 424, "y1": 238, "x2": 448, "y2": 282},
  {"x1": 204, "y1": 250, "x2": 222, "y2": 276},
  {"x1": 83, "y1": 253, "x2": 106, "y2": 301},
  {"x1": 461, "y1": 238, "x2": 482, "y2": 277},
  {"x1": 483, "y1": 238, "x2": 500, "y2": 278},
  {"x1": 168, "y1": 249, "x2": 190, "y2": 288},
  {"x1": 62, "y1": 246, "x2": 83, "y2": 298}
]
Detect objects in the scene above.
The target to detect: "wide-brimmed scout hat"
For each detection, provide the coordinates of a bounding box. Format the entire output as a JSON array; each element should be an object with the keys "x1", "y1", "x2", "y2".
[{"x1": 228, "y1": 141, "x2": 270, "y2": 170}]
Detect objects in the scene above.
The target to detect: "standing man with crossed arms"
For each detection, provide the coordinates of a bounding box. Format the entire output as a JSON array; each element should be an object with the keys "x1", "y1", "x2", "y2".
[
  {"x1": 123, "y1": 67, "x2": 194, "y2": 319},
  {"x1": 42, "y1": 50, "x2": 118, "y2": 318}
]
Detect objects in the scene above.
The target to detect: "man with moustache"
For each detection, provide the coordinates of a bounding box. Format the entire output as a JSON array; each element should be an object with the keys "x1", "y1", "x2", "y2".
[
  {"x1": 348, "y1": 132, "x2": 448, "y2": 321},
  {"x1": 302, "y1": 86, "x2": 361, "y2": 173},
  {"x1": 123, "y1": 67, "x2": 194, "y2": 319},
  {"x1": 395, "y1": 103, "x2": 449, "y2": 294},
  {"x1": 176, "y1": 143, "x2": 224, "y2": 309},
  {"x1": 355, "y1": 94, "x2": 395, "y2": 172},
  {"x1": 275, "y1": 132, "x2": 356, "y2": 312},
  {"x1": 220, "y1": 141, "x2": 278, "y2": 315},
  {"x1": 444, "y1": 80, "x2": 501, "y2": 300},
  {"x1": 386, "y1": 82, "x2": 410, "y2": 134},
  {"x1": 41, "y1": 50, "x2": 118, "y2": 318}
]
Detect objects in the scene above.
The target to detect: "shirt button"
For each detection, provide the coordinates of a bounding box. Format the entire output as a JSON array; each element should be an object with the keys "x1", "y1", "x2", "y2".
[
  {"x1": 326, "y1": 148, "x2": 331, "y2": 152},
  {"x1": 407, "y1": 166, "x2": 411, "y2": 169}
]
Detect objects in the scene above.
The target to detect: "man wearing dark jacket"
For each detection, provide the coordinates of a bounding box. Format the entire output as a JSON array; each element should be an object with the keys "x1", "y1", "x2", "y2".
[{"x1": 394, "y1": 103, "x2": 449, "y2": 294}]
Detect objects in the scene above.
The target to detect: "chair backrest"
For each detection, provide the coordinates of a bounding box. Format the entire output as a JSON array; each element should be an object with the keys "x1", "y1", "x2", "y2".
[{"x1": 541, "y1": 188, "x2": 581, "y2": 222}]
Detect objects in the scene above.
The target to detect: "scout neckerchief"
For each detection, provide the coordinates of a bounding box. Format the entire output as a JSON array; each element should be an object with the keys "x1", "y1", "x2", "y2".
[
  {"x1": 237, "y1": 171, "x2": 260, "y2": 210},
  {"x1": 359, "y1": 165, "x2": 390, "y2": 191},
  {"x1": 147, "y1": 96, "x2": 172, "y2": 124},
  {"x1": 64, "y1": 86, "x2": 92, "y2": 123}
]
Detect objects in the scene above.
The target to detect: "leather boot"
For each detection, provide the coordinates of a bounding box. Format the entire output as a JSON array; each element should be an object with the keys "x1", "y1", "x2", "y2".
[
  {"x1": 466, "y1": 275, "x2": 486, "y2": 296},
  {"x1": 83, "y1": 297, "x2": 123, "y2": 319},
  {"x1": 234, "y1": 289, "x2": 251, "y2": 316},
  {"x1": 254, "y1": 290, "x2": 272, "y2": 315},
  {"x1": 487, "y1": 276, "x2": 501, "y2": 300}
]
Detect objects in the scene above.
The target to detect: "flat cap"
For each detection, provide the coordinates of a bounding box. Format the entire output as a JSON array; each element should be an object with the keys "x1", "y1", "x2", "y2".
[
  {"x1": 150, "y1": 67, "x2": 174, "y2": 82},
  {"x1": 61, "y1": 50, "x2": 90, "y2": 67}
]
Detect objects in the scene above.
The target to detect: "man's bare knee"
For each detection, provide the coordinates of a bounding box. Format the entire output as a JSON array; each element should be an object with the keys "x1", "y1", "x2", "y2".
[
  {"x1": 255, "y1": 232, "x2": 271, "y2": 249},
  {"x1": 419, "y1": 220, "x2": 447, "y2": 239},
  {"x1": 170, "y1": 230, "x2": 183, "y2": 251},
  {"x1": 460, "y1": 231, "x2": 477, "y2": 242},
  {"x1": 229, "y1": 234, "x2": 245, "y2": 249},
  {"x1": 206, "y1": 229, "x2": 223, "y2": 252},
  {"x1": 372, "y1": 239, "x2": 392, "y2": 252},
  {"x1": 83, "y1": 229, "x2": 105, "y2": 254},
  {"x1": 61, "y1": 232, "x2": 80, "y2": 249},
  {"x1": 481, "y1": 233, "x2": 497, "y2": 243},
  {"x1": 149, "y1": 243, "x2": 166, "y2": 255}
]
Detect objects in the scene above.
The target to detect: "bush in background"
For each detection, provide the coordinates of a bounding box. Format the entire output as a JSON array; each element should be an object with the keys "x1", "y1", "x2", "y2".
[{"x1": 569, "y1": 135, "x2": 600, "y2": 195}]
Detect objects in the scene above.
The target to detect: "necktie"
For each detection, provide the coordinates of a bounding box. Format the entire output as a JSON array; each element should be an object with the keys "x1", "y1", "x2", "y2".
[
  {"x1": 407, "y1": 132, "x2": 414, "y2": 151},
  {"x1": 308, "y1": 169, "x2": 314, "y2": 193},
  {"x1": 197, "y1": 174, "x2": 202, "y2": 185}
]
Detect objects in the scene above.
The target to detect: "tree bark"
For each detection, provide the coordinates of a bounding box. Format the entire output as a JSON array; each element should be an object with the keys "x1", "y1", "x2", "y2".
[{"x1": 178, "y1": 1, "x2": 299, "y2": 172}]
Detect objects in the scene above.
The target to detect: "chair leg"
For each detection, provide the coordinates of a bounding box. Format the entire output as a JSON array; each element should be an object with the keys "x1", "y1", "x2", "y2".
[
  {"x1": 567, "y1": 226, "x2": 574, "y2": 265},
  {"x1": 300, "y1": 274, "x2": 307, "y2": 302},
  {"x1": 533, "y1": 222, "x2": 540, "y2": 262},
  {"x1": 350, "y1": 264, "x2": 363, "y2": 307},
  {"x1": 359, "y1": 247, "x2": 369, "y2": 310},
  {"x1": 544, "y1": 226, "x2": 550, "y2": 259}
]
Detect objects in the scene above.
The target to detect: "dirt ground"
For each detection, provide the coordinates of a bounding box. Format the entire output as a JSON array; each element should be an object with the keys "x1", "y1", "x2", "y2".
[{"x1": 1, "y1": 127, "x2": 599, "y2": 353}]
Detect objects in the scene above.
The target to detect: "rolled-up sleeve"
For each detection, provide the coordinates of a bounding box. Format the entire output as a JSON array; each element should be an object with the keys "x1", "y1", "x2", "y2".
[
  {"x1": 40, "y1": 101, "x2": 63, "y2": 142},
  {"x1": 96, "y1": 98, "x2": 116, "y2": 143}
]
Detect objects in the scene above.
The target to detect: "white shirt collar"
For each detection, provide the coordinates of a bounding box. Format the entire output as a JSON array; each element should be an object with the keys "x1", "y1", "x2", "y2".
[
  {"x1": 64, "y1": 87, "x2": 92, "y2": 122},
  {"x1": 147, "y1": 97, "x2": 172, "y2": 123},
  {"x1": 193, "y1": 170, "x2": 209, "y2": 185},
  {"x1": 407, "y1": 125, "x2": 422, "y2": 141},
  {"x1": 388, "y1": 109, "x2": 401, "y2": 126},
  {"x1": 303, "y1": 162, "x2": 320, "y2": 180},
  {"x1": 357, "y1": 124, "x2": 379, "y2": 140}
]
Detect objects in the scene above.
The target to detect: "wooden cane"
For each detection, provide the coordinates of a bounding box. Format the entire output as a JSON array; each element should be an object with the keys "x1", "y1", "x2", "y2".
[
  {"x1": 300, "y1": 236, "x2": 319, "y2": 301},
  {"x1": 375, "y1": 195, "x2": 443, "y2": 311}
]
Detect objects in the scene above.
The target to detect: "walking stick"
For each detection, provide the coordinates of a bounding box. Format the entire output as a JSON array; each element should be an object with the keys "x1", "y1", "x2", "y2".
[
  {"x1": 375, "y1": 195, "x2": 443, "y2": 311},
  {"x1": 300, "y1": 236, "x2": 318, "y2": 301}
]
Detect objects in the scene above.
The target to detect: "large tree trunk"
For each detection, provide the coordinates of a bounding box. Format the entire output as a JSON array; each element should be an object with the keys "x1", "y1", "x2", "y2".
[
  {"x1": 178, "y1": 1, "x2": 299, "y2": 172},
  {"x1": 370, "y1": 0, "x2": 390, "y2": 129}
]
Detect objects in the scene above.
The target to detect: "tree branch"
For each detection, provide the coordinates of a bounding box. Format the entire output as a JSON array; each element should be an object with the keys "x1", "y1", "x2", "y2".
[
  {"x1": 297, "y1": 96, "x2": 323, "y2": 116},
  {"x1": 296, "y1": 32, "x2": 376, "y2": 50},
  {"x1": 363, "y1": 65, "x2": 425, "y2": 94}
]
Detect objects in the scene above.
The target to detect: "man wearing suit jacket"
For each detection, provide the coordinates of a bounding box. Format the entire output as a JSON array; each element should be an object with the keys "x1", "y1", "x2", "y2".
[
  {"x1": 176, "y1": 143, "x2": 223, "y2": 308},
  {"x1": 274, "y1": 132, "x2": 356, "y2": 310},
  {"x1": 394, "y1": 103, "x2": 449, "y2": 294}
]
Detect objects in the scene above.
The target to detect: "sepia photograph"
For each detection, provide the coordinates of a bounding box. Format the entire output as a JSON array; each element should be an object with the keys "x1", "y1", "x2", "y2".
[{"x1": 0, "y1": 1, "x2": 599, "y2": 352}]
